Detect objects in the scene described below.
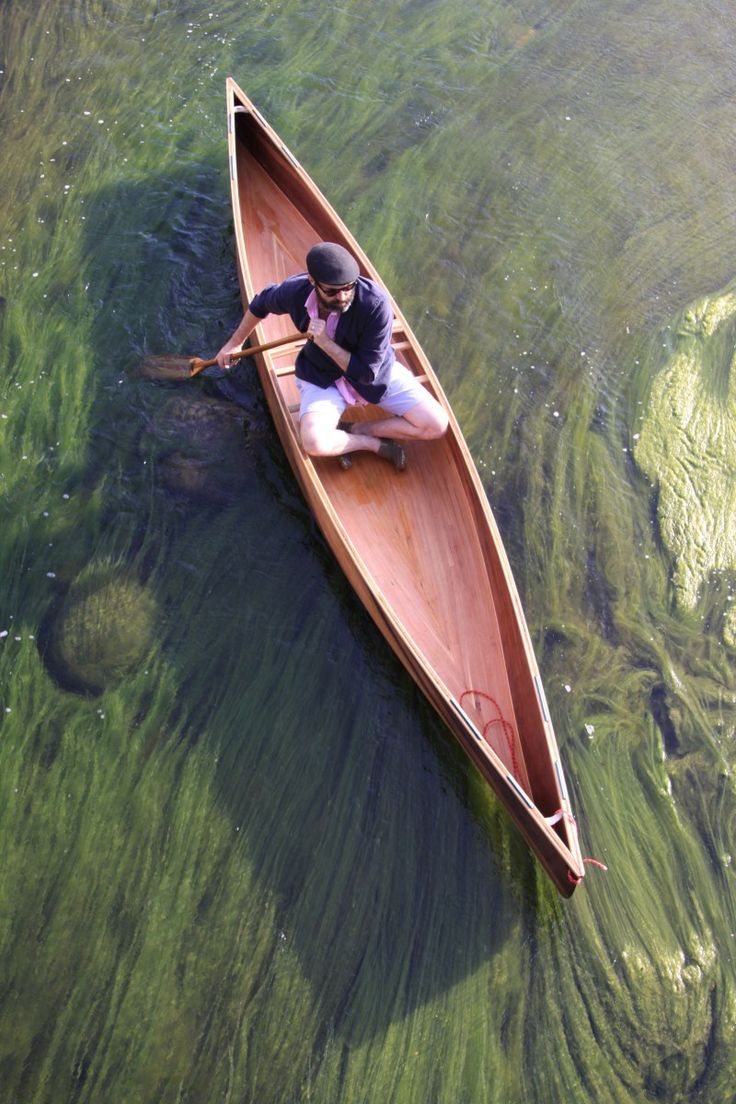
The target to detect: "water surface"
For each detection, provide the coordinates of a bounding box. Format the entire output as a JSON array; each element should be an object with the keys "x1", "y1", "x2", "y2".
[{"x1": 1, "y1": 2, "x2": 736, "y2": 1101}]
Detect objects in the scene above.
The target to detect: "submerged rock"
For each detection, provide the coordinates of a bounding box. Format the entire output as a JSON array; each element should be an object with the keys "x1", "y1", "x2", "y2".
[
  {"x1": 46, "y1": 567, "x2": 156, "y2": 694},
  {"x1": 151, "y1": 393, "x2": 244, "y2": 450},
  {"x1": 142, "y1": 394, "x2": 250, "y2": 504},
  {"x1": 634, "y1": 281, "x2": 736, "y2": 615}
]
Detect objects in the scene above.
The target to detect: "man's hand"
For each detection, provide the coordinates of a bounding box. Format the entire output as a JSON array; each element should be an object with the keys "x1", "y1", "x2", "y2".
[
  {"x1": 306, "y1": 317, "x2": 327, "y2": 348},
  {"x1": 215, "y1": 342, "x2": 240, "y2": 370},
  {"x1": 306, "y1": 317, "x2": 350, "y2": 373},
  {"x1": 215, "y1": 308, "x2": 261, "y2": 370}
]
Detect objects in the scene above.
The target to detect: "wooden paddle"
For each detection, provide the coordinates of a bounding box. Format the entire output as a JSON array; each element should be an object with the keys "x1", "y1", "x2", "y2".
[
  {"x1": 189, "y1": 332, "x2": 305, "y2": 377},
  {"x1": 135, "y1": 332, "x2": 305, "y2": 382}
]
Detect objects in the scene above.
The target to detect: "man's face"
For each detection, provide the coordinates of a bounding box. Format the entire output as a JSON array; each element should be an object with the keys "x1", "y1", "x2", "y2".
[{"x1": 312, "y1": 278, "x2": 357, "y2": 314}]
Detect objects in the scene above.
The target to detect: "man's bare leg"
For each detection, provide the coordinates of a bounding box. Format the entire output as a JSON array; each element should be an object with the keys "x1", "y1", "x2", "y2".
[
  {"x1": 354, "y1": 394, "x2": 449, "y2": 442},
  {"x1": 300, "y1": 410, "x2": 381, "y2": 458}
]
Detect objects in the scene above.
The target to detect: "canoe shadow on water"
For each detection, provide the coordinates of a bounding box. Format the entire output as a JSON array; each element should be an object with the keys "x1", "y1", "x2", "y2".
[
  {"x1": 153, "y1": 397, "x2": 538, "y2": 1047},
  {"x1": 198, "y1": 513, "x2": 544, "y2": 1051},
  {"x1": 205, "y1": 446, "x2": 548, "y2": 1042},
  {"x1": 58, "y1": 167, "x2": 545, "y2": 1049}
]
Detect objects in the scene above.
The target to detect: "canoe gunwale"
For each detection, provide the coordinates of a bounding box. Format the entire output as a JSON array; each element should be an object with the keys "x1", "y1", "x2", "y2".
[{"x1": 224, "y1": 76, "x2": 585, "y2": 896}]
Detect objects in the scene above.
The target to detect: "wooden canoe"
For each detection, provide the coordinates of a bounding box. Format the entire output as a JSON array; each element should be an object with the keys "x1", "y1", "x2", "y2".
[{"x1": 225, "y1": 76, "x2": 585, "y2": 896}]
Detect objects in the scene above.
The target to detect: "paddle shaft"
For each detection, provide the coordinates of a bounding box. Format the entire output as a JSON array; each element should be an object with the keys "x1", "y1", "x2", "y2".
[{"x1": 189, "y1": 332, "x2": 304, "y2": 377}]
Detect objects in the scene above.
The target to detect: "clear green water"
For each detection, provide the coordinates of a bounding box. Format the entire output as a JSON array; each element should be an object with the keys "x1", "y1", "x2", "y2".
[{"x1": 1, "y1": 1, "x2": 735, "y2": 1101}]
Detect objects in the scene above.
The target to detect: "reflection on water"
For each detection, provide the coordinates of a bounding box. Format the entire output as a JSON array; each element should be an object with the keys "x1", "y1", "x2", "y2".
[{"x1": 1, "y1": 1, "x2": 736, "y2": 1101}]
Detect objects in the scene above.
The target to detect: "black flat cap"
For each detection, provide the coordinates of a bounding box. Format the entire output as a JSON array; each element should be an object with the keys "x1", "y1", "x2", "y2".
[{"x1": 306, "y1": 242, "x2": 360, "y2": 284}]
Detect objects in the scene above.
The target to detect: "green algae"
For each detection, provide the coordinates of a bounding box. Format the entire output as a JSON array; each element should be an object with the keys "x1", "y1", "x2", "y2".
[
  {"x1": 0, "y1": 652, "x2": 295, "y2": 1102},
  {"x1": 634, "y1": 282, "x2": 736, "y2": 623}
]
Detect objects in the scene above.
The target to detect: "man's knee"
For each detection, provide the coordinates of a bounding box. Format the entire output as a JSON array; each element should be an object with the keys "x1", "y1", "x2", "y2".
[
  {"x1": 426, "y1": 405, "x2": 449, "y2": 439},
  {"x1": 412, "y1": 400, "x2": 449, "y2": 440},
  {"x1": 299, "y1": 415, "x2": 336, "y2": 456},
  {"x1": 300, "y1": 422, "x2": 324, "y2": 456}
]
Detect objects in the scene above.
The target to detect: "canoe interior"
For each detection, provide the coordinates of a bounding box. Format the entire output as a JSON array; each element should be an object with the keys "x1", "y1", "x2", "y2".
[{"x1": 227, "y1": 82, "x2": 584, "y2": 892}]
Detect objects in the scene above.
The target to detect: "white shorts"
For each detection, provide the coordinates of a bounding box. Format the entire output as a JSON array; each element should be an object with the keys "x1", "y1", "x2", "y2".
[{"x1": 297, "y1": 360, "x2": 429, "y2": 420}]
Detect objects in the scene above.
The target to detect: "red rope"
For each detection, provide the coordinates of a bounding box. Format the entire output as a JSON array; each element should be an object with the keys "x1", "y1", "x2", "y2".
[
  {"x1": 459, "y1": 688, "x2": 520, "y2": 779},
  {"x1": 567, "y1": 859, "x2": 609, "y2": 885},
  {"x1": 547, "y1": 810, "x2": 607, "y2": 885}
]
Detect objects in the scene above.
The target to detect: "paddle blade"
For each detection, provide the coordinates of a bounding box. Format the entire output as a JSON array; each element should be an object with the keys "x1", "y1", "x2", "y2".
[
  {"x1": 133, "y1": 355, "x2": 195, "y2": 381},
  {"x1": 189, "y1": 356, "x2": 215, "y2": 377}
]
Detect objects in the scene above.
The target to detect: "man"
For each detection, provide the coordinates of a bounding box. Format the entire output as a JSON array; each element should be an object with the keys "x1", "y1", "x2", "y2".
[{"x1": 216, "y1": 242, "x2": 448, "y2": 470}]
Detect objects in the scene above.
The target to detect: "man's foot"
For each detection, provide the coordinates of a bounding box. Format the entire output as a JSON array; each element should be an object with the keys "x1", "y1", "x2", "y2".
[
  {"x1": 338, "y1": 453, "x2": 353, "y2": 471},
  {"x1": 377, "y1": 439, "x2": 407, "y2": 472}
]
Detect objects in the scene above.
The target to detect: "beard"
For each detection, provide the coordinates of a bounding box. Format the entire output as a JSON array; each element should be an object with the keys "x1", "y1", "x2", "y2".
[{"x1": 316, "y1": 287, "x2": 355, "y2": 314}]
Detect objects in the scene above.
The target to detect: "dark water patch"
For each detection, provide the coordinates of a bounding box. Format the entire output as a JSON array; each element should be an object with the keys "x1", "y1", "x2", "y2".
[
  {"x1": 589, "y1": 402, "x2": 608, "y2": 434},
  {"x1": 650, "y1": 682, "x2": 681, "y2": 756},
  {"x1": 690, "y1": 985, "x2": 721, "y2": 1101},
  {"x1": 543, "y1": 623, "x2": 571, "y2": 656},
  {"x1": 33, "y1": 721, "x2": 64, "y2": 771},
  {"x1": 584, "y1": 547, "x2": 619, "y2": 645},
  {"x1": 489, "y1": 466, "x2": 530, "y2": 588}
]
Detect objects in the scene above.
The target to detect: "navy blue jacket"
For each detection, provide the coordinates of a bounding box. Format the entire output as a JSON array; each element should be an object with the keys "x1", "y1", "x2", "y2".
[{"x1": 248, "y1": 274, "x2": 394, "y2": 403}]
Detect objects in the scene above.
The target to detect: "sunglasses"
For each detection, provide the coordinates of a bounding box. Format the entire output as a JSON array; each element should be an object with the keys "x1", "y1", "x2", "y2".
[{"x1": 315, "y1": 279, "x2": 358, "y2": 296}]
